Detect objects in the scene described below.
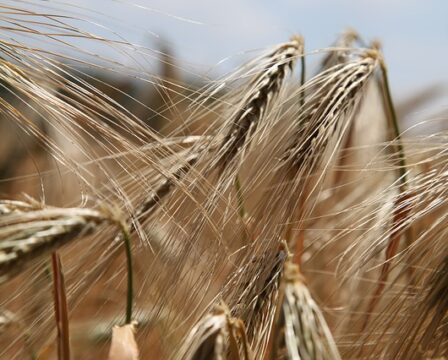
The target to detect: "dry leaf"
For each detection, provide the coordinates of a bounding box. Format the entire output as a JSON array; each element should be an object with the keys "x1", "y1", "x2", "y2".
[{"x1": 108, "y1": 323, "x2": 139, "y2": 360}]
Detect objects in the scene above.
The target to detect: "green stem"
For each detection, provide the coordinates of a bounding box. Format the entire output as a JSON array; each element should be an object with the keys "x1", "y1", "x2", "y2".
[
  {"x1": 121, "y1": 228, "x2": 133, "y2": 324},
  {"x1": 300, "y1": 50, "x2": 306, "y2": 108}
]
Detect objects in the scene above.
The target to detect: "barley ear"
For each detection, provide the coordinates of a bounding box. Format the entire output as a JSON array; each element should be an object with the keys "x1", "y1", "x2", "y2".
[
  {"x1": 217, "y1": 36, "x2": 303, "y2": 173},
  {"x1": 0, "y1": 200, "x2": 114, "y2": 283},
  {"x1": 177, "y1": 304, "x2": 252, "y2": 360},
  {"x1": 269, "y1": 261, "x2": 341, "y2": 360}
]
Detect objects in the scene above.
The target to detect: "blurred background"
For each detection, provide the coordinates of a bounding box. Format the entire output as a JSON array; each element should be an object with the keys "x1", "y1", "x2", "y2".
[
  {"x1": 8, "y1": 0, "x2": 447, "y2": 97},
  {"x1": 0, "y1": 0, "x2": 447, "y2": 199}
]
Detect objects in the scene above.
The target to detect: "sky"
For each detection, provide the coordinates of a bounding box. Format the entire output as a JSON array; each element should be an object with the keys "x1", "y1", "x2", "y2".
[{"x1": 6, "y1": 0, "x2": 448, "y2": 101}]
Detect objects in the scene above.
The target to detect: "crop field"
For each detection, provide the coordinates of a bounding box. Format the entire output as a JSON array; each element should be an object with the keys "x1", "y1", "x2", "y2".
[{"x1": 0, "y1": 2, "x2": 446, "y2": 359}]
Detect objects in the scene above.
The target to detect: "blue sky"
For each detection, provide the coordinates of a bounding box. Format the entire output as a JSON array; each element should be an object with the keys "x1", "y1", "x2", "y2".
[{"x1": 9, "y1": 0, "x2": 448, "y2": 100}]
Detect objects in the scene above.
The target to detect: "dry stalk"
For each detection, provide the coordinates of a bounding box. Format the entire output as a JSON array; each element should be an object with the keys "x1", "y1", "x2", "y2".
[
  {"x1": 51, "y1": 252, "x2": 70, "y2": 360},
  {"x1": 363, "y1": 48, "x2": 414, "y2": 329}
]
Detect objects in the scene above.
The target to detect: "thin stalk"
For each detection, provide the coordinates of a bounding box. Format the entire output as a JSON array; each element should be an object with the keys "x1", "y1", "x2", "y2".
[
  {"x1": 300, "y1": 48, "x2": 306, "y2": 108},
  {"x1": 51, "y1": 252, "x2": 70, "y2": 360},
  {"x1": 379, "y1": 62, "x2": 415, "y2": 259},
  {"x1": 362, "y1": 60, "x2": 415, "y2": 330},
  {"x1": 286, "y1": 41, "x2": 306, "y2": 257},
  {"x1": 120, "y1": 227, "x2": 133, "y2": 324},
  {"x1": 379, "y1": 62, "x2": 408, "y2": 191},
  {"x1": 234, "y1": 175, "x2": 247, "y2": 220}
]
